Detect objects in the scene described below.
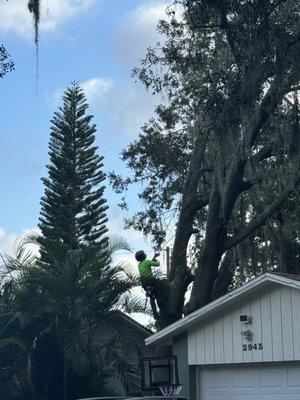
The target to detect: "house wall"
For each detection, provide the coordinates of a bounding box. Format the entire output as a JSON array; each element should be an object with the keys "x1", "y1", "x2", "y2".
[
  {"x1": 173, "y1": 332, "x2": 196, "y2": 398},
  {"x1": 95, "y1": 316, "x2": 152, "y2": 396},
  {"x1": 188, "y1": 285, "x2": 300, "y2": 365}
]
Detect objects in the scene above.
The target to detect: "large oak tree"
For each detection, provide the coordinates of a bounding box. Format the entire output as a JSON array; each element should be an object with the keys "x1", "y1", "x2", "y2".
[{"x1": 111, "y1": 0, "x2": 300, "y2": 328}]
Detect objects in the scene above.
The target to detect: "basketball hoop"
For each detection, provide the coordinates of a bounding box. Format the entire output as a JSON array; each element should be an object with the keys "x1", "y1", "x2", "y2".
[
  {"x1": 159, "y1": 383, "x2": 183, "y2": 397},
  {"x1": 141, "y1": 356, "x2": 179, "y2": 391}
]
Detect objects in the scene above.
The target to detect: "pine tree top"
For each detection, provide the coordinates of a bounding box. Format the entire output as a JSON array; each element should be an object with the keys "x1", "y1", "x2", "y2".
[{"x1": 39, "y1": 82, "x2": 108, "y2": 251}]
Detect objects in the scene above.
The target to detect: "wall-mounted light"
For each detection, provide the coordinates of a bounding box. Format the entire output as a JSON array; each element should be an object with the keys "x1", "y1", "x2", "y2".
[{"x1": 239, "y1": 314, "x2": 252, "y2": 324}]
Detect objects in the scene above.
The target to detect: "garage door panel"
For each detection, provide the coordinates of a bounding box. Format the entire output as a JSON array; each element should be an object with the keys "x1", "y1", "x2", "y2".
[
  {"x1": 287, "y1": 366, "x2": 300, "y2": 388},
  {"x1": 232, "y1": 368, "x2": 255, "y2": 388},
  {"x1": 204, "y1": 368, "x2": 232, "y2": 389},
  {"x1": 198, "y1": 363, "x2": 300, "y2": 400},
  {"x1": 259, "y1": 366, "x2": 283, "y2": 389}
]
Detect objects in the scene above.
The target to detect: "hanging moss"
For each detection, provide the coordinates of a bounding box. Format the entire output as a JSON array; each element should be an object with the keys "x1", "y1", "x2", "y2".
[
  {"x1": 28, "y1": 0, "x2": 40, "y2": 90},
  {"x1": 28, "y1": 0, "x2": 40, "y2": 45}
]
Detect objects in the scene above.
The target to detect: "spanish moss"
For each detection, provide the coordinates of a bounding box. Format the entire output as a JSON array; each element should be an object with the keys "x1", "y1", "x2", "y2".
[
  {"x1": 28, "y1": 0, "x2": 40, "y2": 91},
  {"x1": 28, "y1": 0, "x2": 40, "y2": 46}
]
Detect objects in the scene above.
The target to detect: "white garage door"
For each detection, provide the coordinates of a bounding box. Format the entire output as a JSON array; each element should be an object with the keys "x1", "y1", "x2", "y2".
[{"x1": 198, "y1": 363, "x2": 300, "y2": 400}]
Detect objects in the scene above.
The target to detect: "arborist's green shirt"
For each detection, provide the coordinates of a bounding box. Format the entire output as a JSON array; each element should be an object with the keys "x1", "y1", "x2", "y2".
[{"x1": 138, "y1": 259, "x2": 160, "y2": 279}]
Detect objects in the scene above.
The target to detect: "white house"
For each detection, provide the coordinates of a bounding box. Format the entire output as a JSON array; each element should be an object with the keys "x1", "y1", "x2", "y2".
[{"x1": 146, "y1": 273, "x2": 300, "y2": 399}]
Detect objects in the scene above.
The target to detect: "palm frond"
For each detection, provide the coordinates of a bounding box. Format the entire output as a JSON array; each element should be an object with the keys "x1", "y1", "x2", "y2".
[
  {"x1": 14, "y1": 229, "x2": 41, "y2": 263},
  {"x1": 108, "y1": 235, "x2": 132, "y2": 254},
  {"x1": 103, "y1": 337, "x2": 140, "y2": 394},
  {"x1": 0, "y1": 232, "x2": 149, "y2": 397},
  {"x1": 57, "y1": 329, "x2": 89, "y2": 375},
  {"x1": 121, "y1": 294, "x2": 152, "y2": 316}
]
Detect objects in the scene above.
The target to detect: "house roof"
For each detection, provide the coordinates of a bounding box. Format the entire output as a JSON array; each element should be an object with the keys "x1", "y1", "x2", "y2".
[
  {"x1": 146, "y1": 272, "x2": 300, "y2": 346},
  {"x1": 115, "y1": 310, "x2": 152, "y2": 336}
]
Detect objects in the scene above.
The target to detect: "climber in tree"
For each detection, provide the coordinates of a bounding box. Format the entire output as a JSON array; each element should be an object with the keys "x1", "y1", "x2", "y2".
[{"x1": 135, "y1": 250, "x2": 160, "y2": 297}]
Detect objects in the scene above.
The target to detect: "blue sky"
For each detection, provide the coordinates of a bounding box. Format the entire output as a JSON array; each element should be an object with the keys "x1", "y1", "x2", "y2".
[{"x1": 0, "y1": 0, "x2": 169, "y2": 261}]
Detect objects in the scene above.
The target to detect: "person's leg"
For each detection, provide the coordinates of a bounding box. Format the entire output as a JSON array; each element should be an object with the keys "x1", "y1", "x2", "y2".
[{"x1": 141, "y1": 278, "x2": 155, "y2": 297}]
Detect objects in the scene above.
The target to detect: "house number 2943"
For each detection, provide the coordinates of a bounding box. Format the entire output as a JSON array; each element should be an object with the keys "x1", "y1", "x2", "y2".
[{"x1": 242, "y1": 343, "x2": 263, "y2": 351}]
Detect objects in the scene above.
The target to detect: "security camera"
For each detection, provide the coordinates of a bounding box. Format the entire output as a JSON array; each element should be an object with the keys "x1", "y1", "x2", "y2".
[{"x1": 239, "y1": 314, "x2": 251, "y2": 324}]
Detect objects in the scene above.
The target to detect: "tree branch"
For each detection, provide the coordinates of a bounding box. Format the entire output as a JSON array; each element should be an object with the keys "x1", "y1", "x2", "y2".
[
  {"x1": 224, "y1": 180, "x2": 300, "y2": 250},
  {"x1": 194, "y1": 194, "x2": 209, "y2": 210},
  {"x1": 169, "y1": 130, "x2": 208, "y2": 280},
  {"x1": 249, "y1": 38, "x2": 299, "y2": 146},
  {"x1": 249, "y1": 81, "x2": 282, "y2": 146},
  {"x1": 238, "y1": 146, "x2": 274, "y2": 194},
  {"x1": 270, "y1": 0, "x2": 290, "y2": 13},
  {"x1": 250, "y1": 146, "x2": 274, "y2": 164},
  {"x1": 149, "y1": 296, "x2": 160, "y2": 322},
  {"x1": 189, "y1": 23, "x2": 224, "y2": 30},
  {"x1": 238, "y1": 178, "x2": 259, "y2": 193},
  {"x1": 211, "y1": 250, "x2": 235, "y2": 300}
]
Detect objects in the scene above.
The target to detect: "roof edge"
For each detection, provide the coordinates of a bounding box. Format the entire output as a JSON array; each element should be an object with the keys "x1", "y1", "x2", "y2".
[
  {"x1": 114, "y1": 310, "x2": 152, "y2": 335},
  {"x1": 146, "y1": 272, "x2": 300, "y2": 345}
]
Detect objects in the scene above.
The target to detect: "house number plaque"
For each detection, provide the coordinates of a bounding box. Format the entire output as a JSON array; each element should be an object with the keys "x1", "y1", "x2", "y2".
[{"x1": 242, "y1": 343, "x2": 263, "y2": 351}]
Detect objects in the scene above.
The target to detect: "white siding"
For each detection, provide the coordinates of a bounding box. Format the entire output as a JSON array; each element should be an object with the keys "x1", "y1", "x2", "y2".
[
  {"x1": 292, "y1": 289, "x2": 300, "y2": 359},
  {"x1": 223, "y1": 310, "x2": 233, "y2": 363},
  {"x1": 188, "y1": 285, "x2": 300, "y2": 365},
  {"x1": 250, "y1": 296, "x2": 263, "y2": 363},
  {"x1": 189, "y1": 327, "x2": 197, "y2": 364},
  {"x1": 270, "y1": 287, "x2": 284, "y2": 361},
  {"x1": 204, "y1": 317, "x2": 215, "y2": 364},
  {"x1": 213, "y1": 314, "x2": 224, "y2": 364},
  {"x1": 232, "y1": 305, "x2": 243, "y2": 363}
]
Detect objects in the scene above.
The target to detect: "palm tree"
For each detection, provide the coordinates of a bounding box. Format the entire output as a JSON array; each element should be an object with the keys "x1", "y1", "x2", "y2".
[{"x1": 0, "y1": 236, "x2": 147, "y2": 400}]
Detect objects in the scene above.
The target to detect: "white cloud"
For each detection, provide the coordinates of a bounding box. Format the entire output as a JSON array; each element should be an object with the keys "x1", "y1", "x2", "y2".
[
  {"x1": 115, "y1": 1, "x2": 168, "y2": 69},
  {"x1": 82, "y1": 76, "x2": 156, "y2": 137},
  {"x1": 104, "y1": 82, "x2": 156, "y2": 138},
  {"x1": 50, "y1": 77, "x2": 113, "y2": 107},
  {"x1": 0, "y1": 0, "x2": 95, "y2": 38},
  {"x1": 0, "y1": 229, "x2": 18, "y2": 257},
  {"x1": 0, "y1": 227, "x2": 6, "y2": 238},
  {"x1": 0, "y1": 227, "x2": 40, "y2": 258},
  {"x1": 51, "y1": 76, "x2": 156, "y2": 138},
  {"x1": 106, "y1": 1, "x2": 184, "y2": 137},
  {"x1": 81, "y1": 77, "x2": 114, "y2": 102}
]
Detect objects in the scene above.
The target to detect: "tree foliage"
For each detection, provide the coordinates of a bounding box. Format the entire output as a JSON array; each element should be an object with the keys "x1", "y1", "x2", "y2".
[
  {"x1": 39, "y1": 83, "x2": 108, "y2": 251},
  {"x1": 0, "y1": 83, "x2": 147, "y2": 398},
  {"x1": 0, "y1": 237, "x2": 143, "y2": 399},
  {"x1": 111, "y1": 0, "x2": 300, "y2": 327},
  {"x1": 0, "y1": 45, "x2": 14, "y2": 78}
]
